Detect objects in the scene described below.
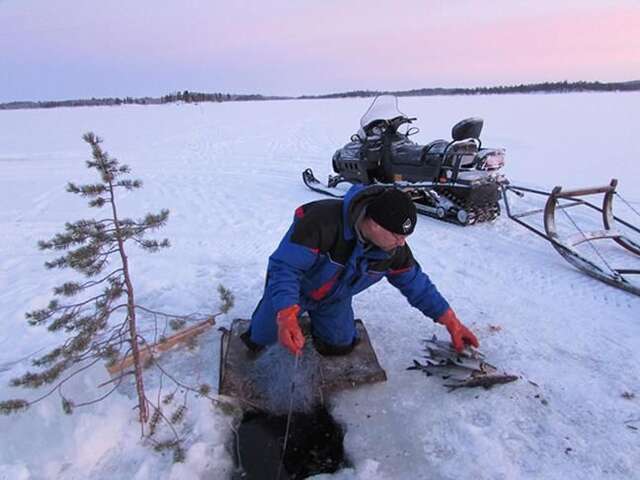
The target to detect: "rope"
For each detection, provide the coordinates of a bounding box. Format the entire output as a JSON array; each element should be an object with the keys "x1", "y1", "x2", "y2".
[
  {"x1": 615, "y1": 192, "x2": 640, "y2": 219},
  {"x1": 559, "y1": 198, "x2": 618, "y2": 277},
  {"x1": 276, "y1": 354, "x2": 299, "y2": 480}
]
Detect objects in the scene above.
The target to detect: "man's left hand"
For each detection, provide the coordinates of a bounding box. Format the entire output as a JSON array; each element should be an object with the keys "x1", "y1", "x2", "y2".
[{"x1": 437, "y1": 308, "x2": 479, "y2": 353}]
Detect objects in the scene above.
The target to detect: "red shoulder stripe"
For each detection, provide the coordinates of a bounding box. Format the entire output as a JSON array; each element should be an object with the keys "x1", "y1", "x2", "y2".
[{"x1": 388, "y1": 266, "x2": 412, "y2": 275}]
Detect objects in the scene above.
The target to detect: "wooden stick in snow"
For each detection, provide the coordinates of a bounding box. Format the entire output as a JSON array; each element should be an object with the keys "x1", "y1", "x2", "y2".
[{"x1": 106, "y1": 317, "x2": 216, "y2": 376}]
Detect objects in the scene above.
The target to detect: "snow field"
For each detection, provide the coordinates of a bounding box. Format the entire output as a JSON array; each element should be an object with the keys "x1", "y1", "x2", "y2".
[{"x1": 0, "y1": 93, "x2": 639, "y2": 479}]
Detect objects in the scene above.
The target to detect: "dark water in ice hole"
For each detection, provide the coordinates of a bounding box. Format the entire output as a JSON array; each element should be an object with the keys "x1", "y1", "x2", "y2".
[
  {"x1": 230, "y1": 342, "x2": 350, "y2": 478},
  {"x1": 232, "y1": 405, "x2": 348, "y2": 479}
]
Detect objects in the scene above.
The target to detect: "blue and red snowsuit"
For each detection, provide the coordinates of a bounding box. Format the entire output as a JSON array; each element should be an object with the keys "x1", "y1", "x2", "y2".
[{"x1": 249, "y1": 184, "x2": 450, "y2": 348}]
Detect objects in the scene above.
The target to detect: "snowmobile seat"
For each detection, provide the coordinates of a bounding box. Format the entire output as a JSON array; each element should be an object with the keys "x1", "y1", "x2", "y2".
[
  {"x1": 389, "y1": 138, "x2": 426, "y2": 166},
  {"x1": 424, "y1": 139, "x2": 448, "y2": 155},
  {"x1": 452, "y1": 117, "x2": 483, "y2": 141},
  {"x1": 420, "y1": 139, "x2": 447, "y2": 172}
]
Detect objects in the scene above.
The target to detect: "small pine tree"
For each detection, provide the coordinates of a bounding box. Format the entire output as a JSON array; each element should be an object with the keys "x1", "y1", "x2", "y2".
[
  {"x1": 0, "y1": 133, "x2": 169, "y2": 423},
  {"x1": 1, "y1": 134, "x2": 237, "y2": 458}
]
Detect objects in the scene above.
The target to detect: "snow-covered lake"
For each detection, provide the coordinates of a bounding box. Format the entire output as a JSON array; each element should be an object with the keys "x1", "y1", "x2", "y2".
[{"x1": 1, "y1": 93, "x2": 639, "y2": 479}]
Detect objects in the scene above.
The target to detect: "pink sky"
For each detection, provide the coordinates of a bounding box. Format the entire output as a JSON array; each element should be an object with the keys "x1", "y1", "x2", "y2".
[{"x1": 1, "y1": 0, "x2": 638, "y2": 101}]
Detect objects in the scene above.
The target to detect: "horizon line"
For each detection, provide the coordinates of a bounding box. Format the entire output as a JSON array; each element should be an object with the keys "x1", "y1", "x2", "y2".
[{"x1": 2, "y1": 78, "x2": 639, "y2": 109}]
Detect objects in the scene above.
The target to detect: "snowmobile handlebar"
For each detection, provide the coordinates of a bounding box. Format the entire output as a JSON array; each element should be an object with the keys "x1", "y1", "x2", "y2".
[
  {"x1": 362, "y1": 116, "x2": 416, "y2": 136},
  {"x1": 389, "y1": 116, "x2": 416, "y2": 129}
]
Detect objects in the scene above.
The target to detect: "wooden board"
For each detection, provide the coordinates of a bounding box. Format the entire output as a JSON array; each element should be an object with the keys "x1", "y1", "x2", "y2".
[
  {"x1": 218, "y1": 318, "x2": 387, "y2": 411},
  {"x1": 107, "y1": 318, "x2": 215, "y2": 376}
]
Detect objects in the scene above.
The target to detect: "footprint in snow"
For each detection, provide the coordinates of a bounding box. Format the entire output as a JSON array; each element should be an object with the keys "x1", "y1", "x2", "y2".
[{"x1": 469, "y1": 410, "x2": 492, "y2": 428}]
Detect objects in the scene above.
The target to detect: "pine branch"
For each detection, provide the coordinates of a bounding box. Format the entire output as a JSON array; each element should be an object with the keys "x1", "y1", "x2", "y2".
[
  {"x1": 61, "y1": 396, "x2": 74, "y2": 415},
  {"x1": 0, "y1": 399, "x2": 30, "y2": 415},
  {"x1": 9, "y1": 356, "x2": 104, "y2": 410},
  {"x1": 53, "y1": 268, "x2": 124, "y2": 297},
  {"x1": 10, "y1": 359, "x2": 70, "y2": 388},
  {"x1": 37, "y1": 304, "x2": 121, "y2": 364},
  {"x1": 134, "y1": 238, "x2": 171, "y2": 252},
  {"x1": 47, "y1": 311, "x2": 88, "y2": 332},
  {"x1": 134, "y1": 305, "x2": 219, "y2": 323},
  {"x1": 31, "y1": 347, "x2": 63, "y2": 367},
  {"x1": 88, "y1": 198, "x2": 108, "y2": 208},
  {"x1": 66, "y1": 182, "x2": 108, "y2": 197},
  {"x1": 145, "y1": 399, "x2": 181, "y2": 446},
  {"x1": 27, "y1": 293, "x2": 111, "y2": 329},
  {"x1": 52, "y1": 281, "x2": 83, "y2": 297},
  {"x1": 28, "y1": 288, "x2": 118, "y2": 332},
  {"x1": 139, "y1": 210, "x2": 170, "y2": 231},
  {"x1": 97, "y1": 370, "x2": 134, "y2": 388},
  {"x1": 39, "y1": 220, "x2": 112, "y2": 251},
  {"x1": 43, "y1": 240, "x2": 119, "y2": 277},
  {"x1": 138, "y1": 336, "x2": 248, "y2": 410},
  {"x1": 217, "y1": 285, "x2": 235, "y2": 314},
  {"x1": 114, "y1": 179, "x2": 142, "y2": 190}
]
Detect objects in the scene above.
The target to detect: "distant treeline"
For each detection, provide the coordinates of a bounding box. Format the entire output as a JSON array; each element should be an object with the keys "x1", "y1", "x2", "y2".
[
  {"x1": 301, "y1": 80, "x2": 640, "y2": 99},
  {"x1": 0, "y1": 90, "x2": 282, "y2": 111},
  {"x1": 1, "y1": 80, "x2": 639, "y2": 110}
]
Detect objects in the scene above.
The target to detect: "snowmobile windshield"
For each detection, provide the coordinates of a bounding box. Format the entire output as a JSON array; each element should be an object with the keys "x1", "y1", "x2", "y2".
[{"x1": 360, "y1": 95, "x2": 409, "y2": 129}]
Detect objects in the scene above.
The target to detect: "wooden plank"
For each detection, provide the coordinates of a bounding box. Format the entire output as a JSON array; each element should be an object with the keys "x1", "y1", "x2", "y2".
[
  {"x1": 554, "y1": 184, "x2": 614, "y2": 198},
  {"x1": 566, "y1": 229, "x2": 621, "y2": 246},
  {"x1": 107, "y1": 317, "x2": 215, "y2": 375},
  {"x1": 219, "y1": 318, "x2": 387, "y2": 412}
]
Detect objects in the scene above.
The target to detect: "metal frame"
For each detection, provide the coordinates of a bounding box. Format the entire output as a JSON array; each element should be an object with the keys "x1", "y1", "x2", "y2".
[{"x1": 502, "y1": 179, "x2": 640, "y2": 297}]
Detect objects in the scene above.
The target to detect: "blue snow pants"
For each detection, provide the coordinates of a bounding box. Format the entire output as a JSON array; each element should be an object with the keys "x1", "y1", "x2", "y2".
[{"x1": 249, "y1": 292, "x2": 356, "y2": 348}]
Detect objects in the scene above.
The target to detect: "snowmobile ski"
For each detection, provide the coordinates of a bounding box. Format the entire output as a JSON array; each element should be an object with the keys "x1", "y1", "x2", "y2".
[{"x1": 302, "y1": 168, "x2": 346, "y2": 199}]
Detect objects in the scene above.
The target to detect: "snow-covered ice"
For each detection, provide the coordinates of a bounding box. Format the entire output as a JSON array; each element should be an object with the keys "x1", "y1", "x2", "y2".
[{"x1": 0, "y1": 92, "x2": 639, "y2": 479}]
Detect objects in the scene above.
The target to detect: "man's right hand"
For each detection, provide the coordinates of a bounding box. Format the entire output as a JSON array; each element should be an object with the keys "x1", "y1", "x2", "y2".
[
  {"x1": 437, "y1": 308, "x2": 479, "y2": 353},
  {"x1": 276, "y1": 304, "x2": 304, "y2": 355}
]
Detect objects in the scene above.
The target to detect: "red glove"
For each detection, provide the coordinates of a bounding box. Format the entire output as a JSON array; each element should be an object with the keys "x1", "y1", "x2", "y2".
[
  {"x1": 276, "y1": 304, "x2": 304, "y2": 355},
  {"x1": 437, "y1": 308, "x2": 479, "y2": 353}
]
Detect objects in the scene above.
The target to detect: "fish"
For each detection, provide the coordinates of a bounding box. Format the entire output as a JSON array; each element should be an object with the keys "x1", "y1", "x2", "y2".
[
  {"x1": 418, "y1": 335, "x2": 497, "y2": 374},
  {"x1": 408, "y1": 335, "x2": 518, "y2": 392},
  {"x1": 444, "y1": 374, "x2": 519, "y2": 391}
]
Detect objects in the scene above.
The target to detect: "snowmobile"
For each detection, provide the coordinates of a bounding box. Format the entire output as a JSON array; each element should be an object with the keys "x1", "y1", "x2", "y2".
[{"x1": 302, "y1": 95, "x2": 507, "y2": 225}]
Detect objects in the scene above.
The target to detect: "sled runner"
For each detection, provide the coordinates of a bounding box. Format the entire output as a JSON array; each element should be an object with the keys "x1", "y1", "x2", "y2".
[
  {"x1": 302, "y1": 95, "x2": 507, "y2": 226},
  {"x1": 218, "y1": 318, "x2": 387, "y2": 411},
  {"x1": 502, "y1": 179, "x2": 640, "y2": 296}
]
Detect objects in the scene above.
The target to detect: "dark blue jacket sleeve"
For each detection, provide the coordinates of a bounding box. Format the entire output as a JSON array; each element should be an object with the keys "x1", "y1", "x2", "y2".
[
  {"x1": 386, "y1": 262, "x2": 450, "y2": 321},
  {"x1": 267, "y1": 223, "x2": 318, "y2": 312}
]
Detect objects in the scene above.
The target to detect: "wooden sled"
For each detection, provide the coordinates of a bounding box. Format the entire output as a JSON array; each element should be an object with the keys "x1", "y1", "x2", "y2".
[
  {"x1": 218, "y1": 318, "x2": 387, "y2": 412},
  {"x1": 503, "y1": 179, "x2": 640, "y2": 296}
]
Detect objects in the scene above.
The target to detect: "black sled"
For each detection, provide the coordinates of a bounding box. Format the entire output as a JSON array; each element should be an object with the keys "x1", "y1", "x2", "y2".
[{"x1": 303, "y1": 95, "x2": 507, "y2": 225}]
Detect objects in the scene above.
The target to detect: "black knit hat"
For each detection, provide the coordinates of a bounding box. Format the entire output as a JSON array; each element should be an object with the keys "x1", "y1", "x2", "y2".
[{"x1": 367, "y1": 188, "x2": 417, "y2": 235}]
